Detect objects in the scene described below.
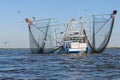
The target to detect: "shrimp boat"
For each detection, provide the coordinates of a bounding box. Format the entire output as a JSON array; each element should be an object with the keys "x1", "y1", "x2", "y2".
[
  {"x1": 63, "y1": 19, "x2": 88, "y2": 53},
  {"x1": 25, "y1": 10, "x2": 117, "y2": 54}
]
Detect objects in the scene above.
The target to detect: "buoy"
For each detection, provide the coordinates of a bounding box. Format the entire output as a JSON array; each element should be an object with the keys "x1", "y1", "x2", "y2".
[
  {"x1": 112, "y1": 10, "x2": 117, "y2": 15},
  {"x1": 25, "y1": 18, "x2": 30, "y2": 23}
]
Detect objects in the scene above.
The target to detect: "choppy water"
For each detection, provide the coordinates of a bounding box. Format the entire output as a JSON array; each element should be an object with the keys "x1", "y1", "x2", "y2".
[{"x1": 0, "y1": 48, "x2": 120, "y2": 80}]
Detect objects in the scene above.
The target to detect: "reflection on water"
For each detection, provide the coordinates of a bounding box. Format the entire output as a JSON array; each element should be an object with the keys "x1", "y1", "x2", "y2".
[{"x1": 0, "y1": 48, "x2": 120, "y2": 80}]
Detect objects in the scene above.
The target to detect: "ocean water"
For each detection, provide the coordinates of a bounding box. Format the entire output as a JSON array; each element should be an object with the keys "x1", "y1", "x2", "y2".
[{"x1": 0, "y1": 48, "x2": 120, "y2": 80}]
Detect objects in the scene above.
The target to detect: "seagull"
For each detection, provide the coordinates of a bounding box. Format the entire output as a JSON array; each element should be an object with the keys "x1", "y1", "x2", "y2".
[
  {"x1": 32, "y1": 16, "x2": 36, "y2": 20},
  {"x1": 17, "y1": 11, "x2": 22, "y2": 14},
  {"x1": 85, "y1": 9, "x2": 87, "y2": 12},
  {"x1": 79, "y1": 16, "x2": 83, "y2": 19},
  {"x1": 60, "y1": 32, "x2": 64, "y2": 34},
  {"x1": 4, "y1": 41, "x2": 8, "y2": 45}
]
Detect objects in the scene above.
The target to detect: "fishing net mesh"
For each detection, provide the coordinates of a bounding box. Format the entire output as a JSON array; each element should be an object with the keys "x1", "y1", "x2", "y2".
[
  {"x1": 28, "y1": 19, "x2": 63, "y2": 53},
  {"x1": 85, "y1": 14, "x2": 114, "y2": 53}
]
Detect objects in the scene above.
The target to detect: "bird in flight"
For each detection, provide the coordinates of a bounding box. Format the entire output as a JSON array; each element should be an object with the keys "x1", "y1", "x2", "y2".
[
  {"x1": 4, "y1": 41, "x2": 8, "y2": 45},
  {"x1": 17, "y1": 11, "x2": 22, "y2": 14}
]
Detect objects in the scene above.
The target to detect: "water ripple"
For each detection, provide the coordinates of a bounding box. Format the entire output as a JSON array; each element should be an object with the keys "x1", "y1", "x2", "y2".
[{"x1": 0, "y1": 49, "x2": 120, "y2": 80}]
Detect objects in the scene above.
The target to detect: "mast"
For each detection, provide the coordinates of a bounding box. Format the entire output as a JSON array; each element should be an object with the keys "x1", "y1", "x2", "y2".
[{"x1": 92, "y1": 15, "x2": 95, "y2": 51}]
